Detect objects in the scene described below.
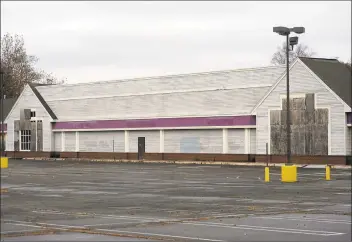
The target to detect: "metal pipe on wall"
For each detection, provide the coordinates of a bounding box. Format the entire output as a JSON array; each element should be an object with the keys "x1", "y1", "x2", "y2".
[{"x1": 0, "y1": 71, "x2": 4, "y2": 156}]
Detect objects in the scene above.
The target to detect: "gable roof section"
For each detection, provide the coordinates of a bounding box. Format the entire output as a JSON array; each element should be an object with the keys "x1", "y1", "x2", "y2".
[
  {"x1": 251, "y1": 57, "x2": 352, "y2": 114},
  {"x1": 251, "y1": 58, "x2": 300, "y2": 114},
  {"x1": 29, "y1": 83, "x2": 58, "y2": 120},
  {"x1": 299, "y1": 57, "x2": 351, "y2": 108},
  {"x1": 5, "y1": 84, "x2": 59, "y2": 123}
]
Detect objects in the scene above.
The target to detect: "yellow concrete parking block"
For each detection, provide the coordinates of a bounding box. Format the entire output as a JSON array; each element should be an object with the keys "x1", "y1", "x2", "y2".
[
  {"x1": 281, "y1": 165, "x2": 297, "y2": 182},
  {"x1": 1, "y1": 157, "x2": 8, "y2": 169}
]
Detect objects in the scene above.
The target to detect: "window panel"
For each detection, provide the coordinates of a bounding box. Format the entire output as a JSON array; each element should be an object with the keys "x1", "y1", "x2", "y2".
[{"x1": 20, "y1": 130, "x2": 31, "y2": 151}]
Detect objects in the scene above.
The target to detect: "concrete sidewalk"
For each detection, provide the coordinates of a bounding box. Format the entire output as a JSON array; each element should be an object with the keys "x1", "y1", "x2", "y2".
[{"x1": 19, "y1": 157, "x2": 352, "y2": 169}]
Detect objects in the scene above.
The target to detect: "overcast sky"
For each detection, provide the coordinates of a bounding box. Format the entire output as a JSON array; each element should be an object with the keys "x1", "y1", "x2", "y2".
[{"x1": 1, "y1": 1, "x2": 351, "y2": 84}]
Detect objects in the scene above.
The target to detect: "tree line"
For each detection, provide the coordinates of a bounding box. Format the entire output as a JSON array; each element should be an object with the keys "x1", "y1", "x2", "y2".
[
  {"x1": 1, "y1": 33, "x2": 350, "y2": 99},
  {"x1": 270, "y1": 42, "x2": 351, "y2": 70},
  {"x1": 1, "y1": 33, "x2": 66, "y2": 99}
]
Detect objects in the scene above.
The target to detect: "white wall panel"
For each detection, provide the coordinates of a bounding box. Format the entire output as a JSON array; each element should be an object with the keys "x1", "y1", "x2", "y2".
[
  {"x1": 255, "y1": 61, "x2": 347, "y2": 155},
  {"x1": 6, "y1": 121, "x2": 14, "y2": 152},
  {"x1": 347, "y1": 127, "x2": 352, "y2": 155},
  {"x1": 228, "y1": 129, "x2": 245, "y2": 154},
  {"x1": 64, "y1": 132, "x2": 76, "y2": 152},
  {"x1": 250, "y1": 128, "x2": 256, "y2": 154},
  {"x1": 5, "y1": 86, "x2": 52, "y2": 151},
  {"x1": 317, "y1": 93, "x2": 345, "y2": 155},
  {"x1": 54, "y1": 132, "x2": 61, "y2": 151},
  {"x1": 164, "y1": 129, "x2": 222, "y2": 153},
  {"x1": 79, "y1": 131, "x2": 124, "y2": 152},
  {"x1": 129, "y1": 131, "x2": 160, "y2": 153}
]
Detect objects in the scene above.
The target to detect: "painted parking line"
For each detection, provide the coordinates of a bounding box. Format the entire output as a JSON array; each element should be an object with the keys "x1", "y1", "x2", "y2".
[
  {"x1": 1, "y1": 221, "x2": 46, "y2": 234},
  {"x1": 31, "y1": 210, "x2": 167, "y2": 222},
  {"x1": 1, "y1": 229, "x2": 43, "y2": 234},
  {"x1": 83, "y1": 222, "x2": 139, "y2": 227},
  {"x1": 1, "y1": 222, "x2": 43, "y2": 228},
  {"x1": 235, "y1": 224, "x2": 345, "y2": 236},
  {"x1": 266, "y1": 215, "x2": 351, "y2": 222},
  {"x1": 177, "y1": 166, "x2": 201, "y2": 169},
  {"x1": 99, "y1": 214, "x2": 169, "y2": 222},
  {"x1": 77, "y1": 212, "x2": 250, "y2": 221},
  {"x1": 96, "y1": 228, "x2": 225, "y2": 242},
  {"x1": 196, "y1": 166, "x2": 221, "y2": 168},
  {"x1": 35, "y1": 222, "x2": 85, "y2": 229},
  {"x1": 217, "y1": 185, "x2": 256, "y2": 188},
  {"x1": 3, "y1": 220, "x2": 34, "y2": 224},
  {"x1": 266, "y1": 214, "x2": 350, "y2": 220},
  {"x1": 269, "y1": 172, "x2": 341, "y2": 177},
  {"x1": 100, "y1": 213, "x2": 244, "y2": 223},
  {"x1": 32, "y1": 210, "x2": 67, "y2": 215},
  {"x1": 183, "y1": 222, "x2": 345, "y2": 236},
  {"x1": 99, "y1": 216, "x2": 155, "y2": 222},
  {"x1": 4, "y1": 220, "x2": 224, "y2": 242},
  {"x1": 3, "y1": 220, "x2": 79, "y2": 229},
  {"x1": 32, "y1": 211, "x2": 170, "y2": 223},
  {"x1": 254, "y1": 216, "x2": 351, "y2": 224}
]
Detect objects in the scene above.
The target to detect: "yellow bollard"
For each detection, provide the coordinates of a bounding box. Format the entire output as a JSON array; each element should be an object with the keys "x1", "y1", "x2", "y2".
[
  {"x1": 326, "y1": 165, "x2": 331, "y2": 181},
  {"x1": 265, "y1": 167, "x2": 270, "y2": 182},
  {"x1": 0, "y1": 157, "x2": 8, "y2": 169},
  {"x1": 281, "y1": 165, "x2": 297, "y2": 182}
]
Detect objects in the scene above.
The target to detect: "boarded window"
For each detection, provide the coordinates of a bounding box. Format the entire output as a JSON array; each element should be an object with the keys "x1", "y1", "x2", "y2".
[{"x1": 180, "y1": 137, "x2": 201, "y2": 153}]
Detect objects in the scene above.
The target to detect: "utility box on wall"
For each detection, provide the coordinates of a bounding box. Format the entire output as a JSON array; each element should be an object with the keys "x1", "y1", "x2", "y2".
[{"x1": 138, "y1": 137, "x2": 145, "y2": 160}]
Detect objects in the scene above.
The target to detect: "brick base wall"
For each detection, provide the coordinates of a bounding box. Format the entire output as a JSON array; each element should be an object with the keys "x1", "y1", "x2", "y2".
[{"x1": 6, "y1": 151, "x2": 51, "y2": 159}]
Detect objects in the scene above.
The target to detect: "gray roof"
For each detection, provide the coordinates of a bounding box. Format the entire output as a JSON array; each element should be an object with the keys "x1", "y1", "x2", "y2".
[
  {"x1": 29, "y1": 83, "x2": 58, "y2": 120},
  {"x1": 1, "y1": 97, "x2": 17, "y2": 121},
  {"x1": 299, "y1": 57, "x2": 351, "y2": 108},
  {"x1": 35, "y1": 65, "x2": 285, "y2": 121}
]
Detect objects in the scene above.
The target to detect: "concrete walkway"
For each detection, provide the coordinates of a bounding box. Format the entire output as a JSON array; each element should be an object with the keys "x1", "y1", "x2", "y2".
[{"x1": 20, "y1": 157, "x2": 352, "y2": 169}]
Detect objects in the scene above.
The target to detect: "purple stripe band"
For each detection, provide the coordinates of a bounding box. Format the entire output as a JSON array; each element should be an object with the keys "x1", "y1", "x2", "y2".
[
  {"x1": 52, "y1": 115, "x2": 256, "y2": 130},
  {"x1": 347, "y1": 112, "x2": 352, "y2": 125},
  {"x1": 0, "y1": 124, "x2": 6, "y2": 132}
]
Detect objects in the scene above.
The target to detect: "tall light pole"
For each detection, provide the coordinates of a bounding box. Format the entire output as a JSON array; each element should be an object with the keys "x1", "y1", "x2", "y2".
[
  {"x1": 273, "y1": 26, "x2": 305, "y2": 164},
  {"x1": 0, "y1": 71, "x2": 5, "y2": 157}
]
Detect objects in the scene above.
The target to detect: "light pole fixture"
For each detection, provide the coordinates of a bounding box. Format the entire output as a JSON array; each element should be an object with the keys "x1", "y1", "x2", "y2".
[
  {"x1": 0, "y1": 71, "x2": 4, "y2": 157},
  {"x1": 273, "y1": 26, "x2": 305, "y2": 164}
]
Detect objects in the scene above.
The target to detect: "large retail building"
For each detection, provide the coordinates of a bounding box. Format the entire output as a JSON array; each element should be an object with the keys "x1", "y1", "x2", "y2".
[{"x1": 4, "y1": 57, "x2": 352, "y2": 156}]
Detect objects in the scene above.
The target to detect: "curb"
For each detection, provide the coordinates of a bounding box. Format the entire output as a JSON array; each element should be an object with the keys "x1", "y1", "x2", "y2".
[{"x1": 18, "y1": 157, "x2": 352, "y2": 169}]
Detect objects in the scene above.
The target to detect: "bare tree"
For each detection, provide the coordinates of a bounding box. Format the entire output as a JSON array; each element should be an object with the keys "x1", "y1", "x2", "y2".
[
  {"x1": 271, "y1": 42, "x2": 316, "y2": 65},
  {"x1": 1, "y1": 33, "x2": 65, "y2": 98},
  {"x1": 344, "y1": 58, "x2": 351, "y2": 70},
  {"x1": 38, "y1": 71, "x2": 67, "y2": 85}
]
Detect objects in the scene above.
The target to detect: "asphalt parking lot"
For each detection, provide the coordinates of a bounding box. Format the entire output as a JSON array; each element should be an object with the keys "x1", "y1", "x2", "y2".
[{"x1": 1, "y1": 159, "x2": 351, "y2": 241}]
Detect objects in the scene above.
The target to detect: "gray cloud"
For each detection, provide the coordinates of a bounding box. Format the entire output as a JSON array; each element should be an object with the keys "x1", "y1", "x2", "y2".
[{"x1": 1, "y1": 1, "x2": 350, "y2": 83}]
